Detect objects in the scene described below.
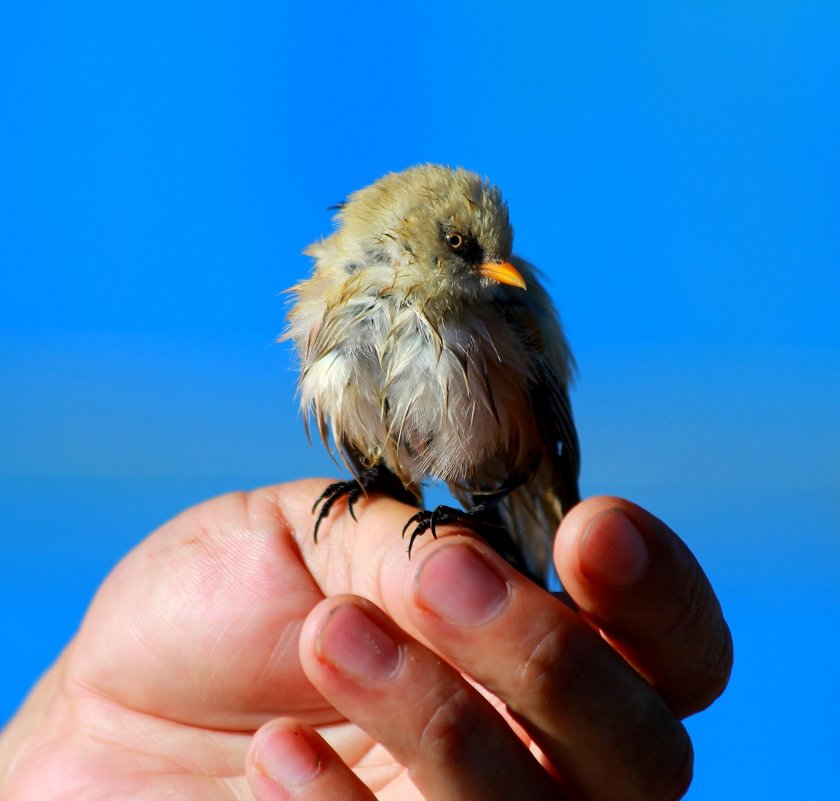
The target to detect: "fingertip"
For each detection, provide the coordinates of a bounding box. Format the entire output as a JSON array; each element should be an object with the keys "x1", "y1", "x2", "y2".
[
  {"x1": 310, "y1": 596, "x2": 404, "y2": 683},
  {"x1": 247, "y1": 717, "x2": 377, "y2": 801},
  {"x1": 249, "y1": 719, "x2": 323, "y2": 790},
  {"x1": 555, "y1": 497, "x2": 675, "y2": 593},
  {"x1": 579, "y1": 508, "x2": 650, "y2": 587}
]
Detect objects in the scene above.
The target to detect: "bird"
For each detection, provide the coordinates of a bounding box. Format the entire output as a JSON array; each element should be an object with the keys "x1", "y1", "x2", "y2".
[{"x1": 284, "y1": 164, "x2": 579, "y2": 586}]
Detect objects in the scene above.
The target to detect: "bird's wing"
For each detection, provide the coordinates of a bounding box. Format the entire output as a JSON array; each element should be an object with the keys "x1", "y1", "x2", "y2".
[
  {"x1": 508, "y1": 256, "x2": 580, "y2": 504},
  {"x1": 494, "y1": 256, "x2": 581, "y2": 583}
]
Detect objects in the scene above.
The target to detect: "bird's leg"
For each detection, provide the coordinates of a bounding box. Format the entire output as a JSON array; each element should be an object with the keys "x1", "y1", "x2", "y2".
[
  {"x1": 401, "y1": 472, "x2": 527, "y2": 557},
  {"x1": 312, "y1": 464, "x2": 416, "y2": 541}
]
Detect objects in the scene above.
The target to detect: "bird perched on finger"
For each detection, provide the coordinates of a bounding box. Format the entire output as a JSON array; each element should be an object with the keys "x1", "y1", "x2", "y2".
[{"x1": 284, "y1": 164, "x2": 580, "y2": 586}]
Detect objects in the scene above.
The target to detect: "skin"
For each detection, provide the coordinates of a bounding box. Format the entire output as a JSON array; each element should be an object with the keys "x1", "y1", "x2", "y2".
[{"x1": 0, "y1": 480, "x2": 732, "y2": 800}]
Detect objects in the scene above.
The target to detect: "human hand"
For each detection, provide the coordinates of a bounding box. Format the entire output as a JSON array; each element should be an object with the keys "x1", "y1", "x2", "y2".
[{"x1": 0, "y1": 480, "x2": 731, "y2": 800}]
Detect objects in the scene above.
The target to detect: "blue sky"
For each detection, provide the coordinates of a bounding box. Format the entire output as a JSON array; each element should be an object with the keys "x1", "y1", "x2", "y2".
[{"x1": 1, "y1": 2, "x2": 838, "y2": 797}]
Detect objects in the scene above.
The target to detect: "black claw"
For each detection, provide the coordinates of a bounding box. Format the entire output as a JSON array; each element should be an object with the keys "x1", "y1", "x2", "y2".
[
  {"x1": 312, "y1": 480, "x2": 344, "y2": 515},
  {"x1": 407, "y1": 526, "x2": 422, "y2": 558},
  {"x1": 430, "y1": 507, "x2": 441, "y2": 539},
  {"x1": 312, "y1": 479, "x2": 362, "y2": 541},
  {"x1": 313, "y1": 493, "x2": 338, "y2": 542},
  {"x1": 401, "y1": 510, "x2": 425, "y2": 538},
  {"x1": 347, "y1": 490, "x2": 361, "y2": 522},
  {"x1": 403, "y1": 505, "x2": 477, "y2": 558},
  {"x1": 311, "y1": 466, "x2": 391, "y2": 542},
  {"x1": 312, "y1": 470, "x2": 534, "y2": 577},
  {"x1": 313, "y1": 506, "x2": 326, "y2": 543}
]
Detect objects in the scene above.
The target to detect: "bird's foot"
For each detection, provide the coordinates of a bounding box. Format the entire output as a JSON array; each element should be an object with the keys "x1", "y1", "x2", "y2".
[
  {"x1": 401, "y1": 504, "x2": 494, "y2": 557},
  {"x1": 312, "y1": 468, "x2": 380, "y2": 542}
]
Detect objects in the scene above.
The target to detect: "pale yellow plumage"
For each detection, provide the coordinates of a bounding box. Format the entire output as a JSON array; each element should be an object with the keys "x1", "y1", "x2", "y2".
[{"x1": 284, "y1": 165, "x2": 579, "y2": 584}]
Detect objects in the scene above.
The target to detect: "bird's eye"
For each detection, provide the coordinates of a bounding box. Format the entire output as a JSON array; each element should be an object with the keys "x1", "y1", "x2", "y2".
[{"x1": 445, "y1": 231, "x2": 464, "y2": 251}]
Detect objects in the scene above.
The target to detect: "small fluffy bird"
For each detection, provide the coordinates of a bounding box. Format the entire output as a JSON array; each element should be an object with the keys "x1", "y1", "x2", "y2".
[{"x1": 285, "y1": 165, "x2": 579, "y2": 586}]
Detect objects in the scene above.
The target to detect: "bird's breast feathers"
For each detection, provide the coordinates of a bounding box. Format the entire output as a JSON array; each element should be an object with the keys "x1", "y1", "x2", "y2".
[{"x1": 290, "y1": 277, "x2": 540, "y2": 489}]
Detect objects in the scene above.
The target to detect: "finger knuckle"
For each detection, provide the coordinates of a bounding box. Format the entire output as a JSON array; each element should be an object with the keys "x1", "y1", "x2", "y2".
[
  {"x1": 418, "y1": 686, "x2": 485, "y2": 763},
  {"x1": 514, "y1": 622, "x2": 598, "y2": 711}
]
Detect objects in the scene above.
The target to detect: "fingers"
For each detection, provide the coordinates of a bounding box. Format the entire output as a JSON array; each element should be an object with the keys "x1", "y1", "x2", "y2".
[
  {"x1": 247, "y1": 719, "x2": 376, "y2": 801},
  {"x1": 276, "y1": 482, "x2": 701, "y2": 799},
  {"x1": 116, "y1": 482, "x2": 711, "y2": 801},
  {"x1": 296, "y1": 595, "x2": 563, "y2": 801},
  {"x1": 401, "y1": 540, "x2": 693, "y2": 801},
  {"x1": 553, "y1": 497, "x2": 734, "y2": 717}
]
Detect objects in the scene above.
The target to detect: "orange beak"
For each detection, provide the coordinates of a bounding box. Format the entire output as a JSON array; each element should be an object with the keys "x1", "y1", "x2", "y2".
[{"x1": 478, "y1": 260, "x2": 527, "y2": 290}]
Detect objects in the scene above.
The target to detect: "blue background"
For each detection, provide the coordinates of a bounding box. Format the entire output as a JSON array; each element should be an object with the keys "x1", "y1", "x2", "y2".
[{"x1": 1, "y1": 2, "x2": 838, "y2": 797}]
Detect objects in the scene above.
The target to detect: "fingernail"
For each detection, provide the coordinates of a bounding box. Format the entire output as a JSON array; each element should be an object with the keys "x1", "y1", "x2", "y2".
[
  {"x1": 316, "y1": 603, "x2": 401, "y2": 681},
  {"x1": 579, "y1": 508, "x2": 649, "y2": 586},
  {"x1": 256, "y1": 724, "x2": 321, "y2": 787},
  {"x1": 415, "y1": 544, "x2": 510, "y2": 626}
]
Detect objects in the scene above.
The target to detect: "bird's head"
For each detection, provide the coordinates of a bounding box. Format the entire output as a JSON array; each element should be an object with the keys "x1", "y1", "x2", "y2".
[{"x1": 328, "y1": 165, "x2": 526, "y2": 301}]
